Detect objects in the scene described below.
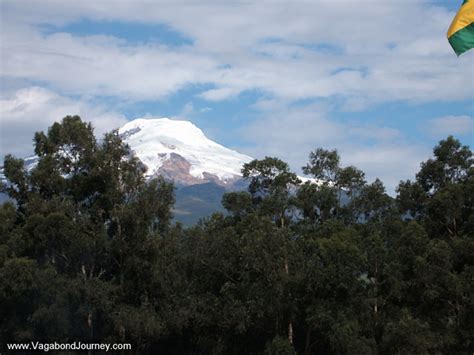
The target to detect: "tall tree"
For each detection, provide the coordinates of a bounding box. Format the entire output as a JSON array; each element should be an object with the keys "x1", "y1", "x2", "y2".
[{"x1": 1, "y1": 116, "x2": 175, "y2": 348}]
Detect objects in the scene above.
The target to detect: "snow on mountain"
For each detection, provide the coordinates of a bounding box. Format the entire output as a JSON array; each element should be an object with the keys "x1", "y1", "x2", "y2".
[
  {"x1": 1, "y1": 118, "x2": 252, "y2": 187},
  {"x1": 119, "y1": 118, "x2": 253, "y2": 185},
  {"x1": 0, "y1": 155, "x2": 38, "y2": 182}
]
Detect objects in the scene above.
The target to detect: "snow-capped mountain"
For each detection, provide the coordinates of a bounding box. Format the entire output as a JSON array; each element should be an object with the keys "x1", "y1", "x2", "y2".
[
  {"x1": 0, "y1": 117, "x2": 253, "y2": 223},
  {"x1": 0, "y1": 117, "x2": 314, "y2": 224},
  {"x1": 0, "y1": 117, "x2": 252, "y2": 186},
  {"x1": 119, "y1": 118, "x2": 252, "y2": 186}
]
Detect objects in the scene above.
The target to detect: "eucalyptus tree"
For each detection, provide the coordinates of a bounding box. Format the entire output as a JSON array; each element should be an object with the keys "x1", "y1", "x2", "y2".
[{"x1": 1, "y1": 116, "x2": 175, "y2": 348}]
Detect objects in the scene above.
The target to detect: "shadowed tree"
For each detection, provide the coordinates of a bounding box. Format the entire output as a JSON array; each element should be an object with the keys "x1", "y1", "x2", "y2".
[{"x1": 1, "y1": 116, "x2": 175, "y2": 349}]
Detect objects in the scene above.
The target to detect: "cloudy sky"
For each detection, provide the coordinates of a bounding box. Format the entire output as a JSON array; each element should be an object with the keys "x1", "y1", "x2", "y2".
[{"x1": 0, "y1": 0, "x2": 473, "y2": 193}]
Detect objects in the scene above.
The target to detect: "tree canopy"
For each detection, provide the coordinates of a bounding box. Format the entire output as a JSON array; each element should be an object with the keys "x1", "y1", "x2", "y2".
[{"x1": 0, "y1": 117, "x2": 472, "y2": 354}]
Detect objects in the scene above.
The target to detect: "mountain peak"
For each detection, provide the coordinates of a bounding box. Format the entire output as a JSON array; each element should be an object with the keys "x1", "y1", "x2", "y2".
[
  {"x1": 1, "y1": 117, "x2": 252, "y2": 188},
  {"x1": 119, "y1": 117, "x2": 252, "y2": 185}
]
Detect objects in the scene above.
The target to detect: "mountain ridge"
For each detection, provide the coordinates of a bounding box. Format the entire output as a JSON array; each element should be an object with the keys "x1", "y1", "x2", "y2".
[
  {"x1": 118, "y1": 117, "x2": 253, "y2": 187},
  {"x1": 1, "y1": 117, "x2": 254, "y2": 224}
]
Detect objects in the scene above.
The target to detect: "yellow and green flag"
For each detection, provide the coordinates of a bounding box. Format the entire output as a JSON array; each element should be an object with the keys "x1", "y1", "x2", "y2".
[{"x1": 447, "y1": 0, "x2": 474, "y2": 55}]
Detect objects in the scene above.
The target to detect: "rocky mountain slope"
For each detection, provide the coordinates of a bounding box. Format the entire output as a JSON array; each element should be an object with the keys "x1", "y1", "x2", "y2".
[
  {"x1": 119, "y1": 118, "x2": 252, "y2": 187},
  {"x1": 1, "y1": 118, "x2": 253, "y2": 224}
]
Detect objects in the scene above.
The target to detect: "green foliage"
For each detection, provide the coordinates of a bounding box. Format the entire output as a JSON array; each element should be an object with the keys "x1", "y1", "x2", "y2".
[
  {"x1": 265, "y1": 336, "x2": 296, "y2": 355},
  {"x1": 0, "y1": 116, "x2": 174, "y2": 350},
  {"x1": 417, "y1": 136, "x2": 472, "y2": 192},
  {"x1": 302, "y1": 148, "x2": 340, "y2": 183},
  {"x1": 222, "y1": 190, "x2": 253, "y2": 217},
  {"x1": 1, "y1": 118, "x2": 472, "y2": 354}
]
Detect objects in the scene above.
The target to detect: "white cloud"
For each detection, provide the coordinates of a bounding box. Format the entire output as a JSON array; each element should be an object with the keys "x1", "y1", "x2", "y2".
[
  {"x1": 1, "y1": 27, "x2": 218, "y2": 100},
  {"x1": 199, "y1": 87, "x2": 241, "y2": 101},
  {"x1": 240, "y1": 103, "x2": 428, "y2": 194},
  {"x1": 1, "y1": 0, "x2": 472, "y2": 192},
  {"x1": 0, "y1": 87, "x2": 127, "y2": 159},
  {"x1": 341, "y1": 144, "x2": 429, "y2": 194},
  {"x1": 1, "y1": 1, "x2": 473, "y2": 106},
  {"x1": 425, "y1": 115, "x2": 474, "y2": 139}
]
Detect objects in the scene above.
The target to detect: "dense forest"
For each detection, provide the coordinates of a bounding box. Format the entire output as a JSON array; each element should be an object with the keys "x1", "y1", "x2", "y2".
[{"x1": 0, "y1": 116, "x2": 472, "y2": 354}]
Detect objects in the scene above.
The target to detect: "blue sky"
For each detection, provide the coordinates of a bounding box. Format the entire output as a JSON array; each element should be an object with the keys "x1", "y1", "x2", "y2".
[{"x1": 0, "y1": 0, "x2": 473, "y2": 193}]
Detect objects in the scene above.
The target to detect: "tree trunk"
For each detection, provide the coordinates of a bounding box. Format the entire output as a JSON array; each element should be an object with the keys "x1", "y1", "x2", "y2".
[
  {"x1": 304, "y1": 328, "x2": 311, "y2": 355},
  {"x1": 288, "y1": 320, "x2": 294, "y2": 345},
  {"x1": 285, "y1": 255, "x2": 293, "y2": 345},
  {"x1": 281, "y1": 215, "x2": 294, "y2": 346},
  {"x1": 88, "y1": 312, "x2": 93, "y2": 355}
]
